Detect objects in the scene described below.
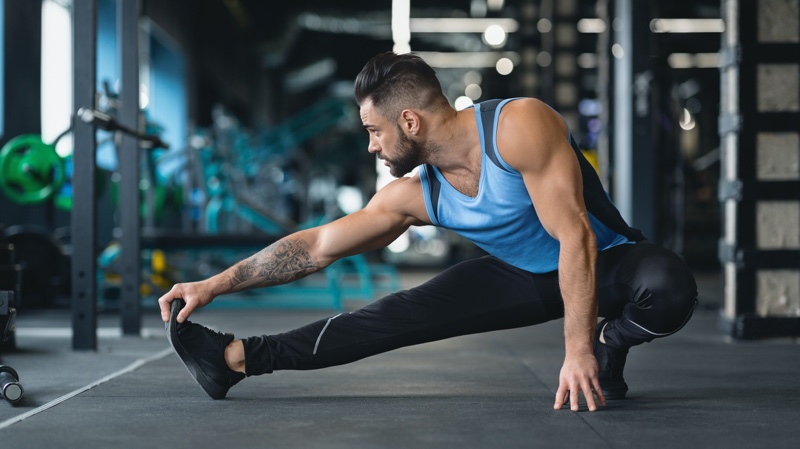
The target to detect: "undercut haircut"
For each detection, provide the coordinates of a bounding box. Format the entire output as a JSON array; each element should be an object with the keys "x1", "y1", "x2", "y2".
[{"x1": 355, "y1": 52, "x2": 449, "y2": 120}]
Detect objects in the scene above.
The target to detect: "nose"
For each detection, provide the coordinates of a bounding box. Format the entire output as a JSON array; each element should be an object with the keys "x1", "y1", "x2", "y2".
[{"x1": 367, "y1": 136, "x2": 380, "y2": 154}]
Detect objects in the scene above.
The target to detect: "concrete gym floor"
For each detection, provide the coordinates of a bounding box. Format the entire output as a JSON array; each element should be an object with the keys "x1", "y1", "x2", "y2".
[{"x1": 1, "y1": 272, "x2": 799, "y2": 448}]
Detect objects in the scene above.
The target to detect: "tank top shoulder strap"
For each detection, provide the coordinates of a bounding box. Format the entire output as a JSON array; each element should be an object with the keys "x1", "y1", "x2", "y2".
[{"x1": 476, "y1": 99, "x2": 512, "y2": 173}]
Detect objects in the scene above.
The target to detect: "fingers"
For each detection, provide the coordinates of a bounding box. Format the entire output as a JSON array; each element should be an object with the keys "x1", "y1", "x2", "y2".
[
  {"x1": 158, "y1": 285, "x2": 190, "y2": 323},
  {"x1": 593, "y1": 378, "x2": 606, "y2": 408},
  {"x1": 555, "y1": 387, "x2": 603, "y2": 412},
  {"x1": 553, "y1": 384, "x2": 569, "y2": 410},
  {"x1": 583, "y1": 381, "x2": 597, "y2": 412},
  {"x1": 176, "y1": 301, "x2": 194, "y2": 324},
  {"x1": 158, "y1": 290, "x2": 176, "y2": 323},
  {"x1": 553, "y1": 378, "x2": 605, "y2": 412}
]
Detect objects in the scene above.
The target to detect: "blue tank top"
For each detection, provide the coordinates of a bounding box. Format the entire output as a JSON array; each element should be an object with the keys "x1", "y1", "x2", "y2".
[{"x1": 419, "y1": 98, "x2": 643, "y2": 273}]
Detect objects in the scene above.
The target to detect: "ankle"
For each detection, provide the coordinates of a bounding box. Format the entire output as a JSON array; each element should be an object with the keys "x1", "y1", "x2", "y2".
[{"x1": 224, "y1": 339, "x2": 246, "y2": 373}]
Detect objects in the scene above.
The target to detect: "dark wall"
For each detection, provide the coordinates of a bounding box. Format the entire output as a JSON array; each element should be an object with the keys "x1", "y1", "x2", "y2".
[
  {"x1": 142, "y1": 0, "x2": 261, "y2": 128},
  {"x1": 141, "y1": 0, "x2": 197, "y2": 127}
]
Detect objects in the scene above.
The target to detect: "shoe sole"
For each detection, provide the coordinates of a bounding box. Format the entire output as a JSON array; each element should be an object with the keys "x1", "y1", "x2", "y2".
[
  {"x1": 167, "y1": 299, "x2": 228, "y2": 399},
  {"x1": 600, "y1": 382, "x2": 628, "y2": 400},
  {"x1": 602, "y1": 392, "x2": 627, "y2": 400}
]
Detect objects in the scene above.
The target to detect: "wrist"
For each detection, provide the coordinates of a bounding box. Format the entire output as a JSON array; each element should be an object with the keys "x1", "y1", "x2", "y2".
[
  {"x1": 565, "y1": 344, "x2": 594, "y2": 357},
  {"x1": 204, "y1": 275, "x2": 229, "y2": 297},
  {"x1": 564, "y1": 334, "x2": 594, "y2": 356}
]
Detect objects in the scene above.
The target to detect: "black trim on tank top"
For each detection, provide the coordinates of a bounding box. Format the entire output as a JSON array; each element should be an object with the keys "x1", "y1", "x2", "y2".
[
  {"x1": 568, "y1": 135, "x2": 646, "y2": 242},
  {"x1": 424, "y1": 164, "x2": 442, "y2": 223}
]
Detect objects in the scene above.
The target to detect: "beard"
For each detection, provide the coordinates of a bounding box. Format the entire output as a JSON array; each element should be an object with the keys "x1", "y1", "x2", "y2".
[{"x1": 384, "y1": 129, "x2": 425, "y2": 177}]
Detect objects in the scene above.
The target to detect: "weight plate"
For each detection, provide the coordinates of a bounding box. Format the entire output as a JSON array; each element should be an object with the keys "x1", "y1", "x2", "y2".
[{"x1": 0, "y1": 135, "x2": 66, "y2": 205}]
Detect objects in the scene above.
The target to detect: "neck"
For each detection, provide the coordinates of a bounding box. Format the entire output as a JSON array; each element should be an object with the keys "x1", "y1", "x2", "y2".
[{"x1": 422, "y1": 107, "x2": 480, "y2": 174}]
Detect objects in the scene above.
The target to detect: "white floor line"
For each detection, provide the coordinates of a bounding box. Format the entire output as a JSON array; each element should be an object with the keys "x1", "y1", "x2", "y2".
[
  {"x1": 16, "y1": 327, "x2": 166, "y2": 339},
  {"x1": 0, "y1": 347, "x2": 173, "y2": 430}
]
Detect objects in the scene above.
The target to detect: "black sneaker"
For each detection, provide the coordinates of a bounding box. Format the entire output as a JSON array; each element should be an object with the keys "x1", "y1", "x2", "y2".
[
  {"x1": 167, "y1": 299, "x2": 245, "y2": 399},
  {"x1": 595, "y1": 319, "x2": 629, "y2": 400}
]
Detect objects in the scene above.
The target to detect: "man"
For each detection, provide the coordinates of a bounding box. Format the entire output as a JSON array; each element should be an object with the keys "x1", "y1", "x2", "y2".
[{"x1": 159, "y1": 52, "x2": 697, "y2": 412}]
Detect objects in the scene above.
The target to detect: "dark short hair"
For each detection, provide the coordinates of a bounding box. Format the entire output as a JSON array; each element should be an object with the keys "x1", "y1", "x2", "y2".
[{"x1": 355, "y1": 52, "x2": 448, "y2": 119}]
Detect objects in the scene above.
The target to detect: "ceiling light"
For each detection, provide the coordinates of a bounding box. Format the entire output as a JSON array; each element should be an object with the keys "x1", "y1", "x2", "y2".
[
  {"x1": 465, "y1": 83, "x2": 483, "y2": 100},
  {"x1": 679, "y1": 108, "x2": 696, "y2": 130},
  {"x1": 463, "y1": 70, "x2": 483, "y2": 85},
  {"x1": 487, "y1": 0, "x2": 505, "y2": 11},
  {"x1": 454, "y1": 96, "x2": 474, "y2": 110},
  {"x1": 417, "y1": 51, "x2": 520, "y2": 68},
  {"x1": 410, "y1": 18, "x2": 519, "y2": 33},
  {"x1": 650, "y1": 19, "x2": 725, "y2": 33},
  {"x1": 536, "y1": 51, "x2": 552, "y2": 67},
  {"x1": 537, "y1": 18, "x2": 552, "y2": 33},
  {"x1": 667, "y1": 53, "x2": 720, "y2": 69},
  {"x1": 577, "y1": 18, "x2": 606, "y2": 34},
  {"x1": 483, "y1": 24, "x2": 507, "y2": 47},
  {"x1": 496, "y1": 57, "x2": 514, "y2": 75}
]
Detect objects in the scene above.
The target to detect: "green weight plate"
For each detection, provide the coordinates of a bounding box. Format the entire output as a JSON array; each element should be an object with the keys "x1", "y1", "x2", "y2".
[{"x1": 0, "y1": 135, "x2": 66, "y2": 205}]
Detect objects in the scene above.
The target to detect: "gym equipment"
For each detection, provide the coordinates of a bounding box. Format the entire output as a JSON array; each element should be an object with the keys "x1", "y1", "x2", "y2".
[
  {"x1": 4, "y1": 225, "x2": 69, "y2": 309},
  {"x1": 0, "y1": 134, "x2": 66, "y2": 205},
  {"x1": 0, "y1": 290, "x2": 17, "y2": 348},
  {"x1": 77, "y1": 107, "x2": 169, "y2": 150},
  {"x1": 97, "y1": 243, "x2": 176, "y2": 304},
  {"x1": 201, "y1": 98, "x2": 356, "y2": 235},
  {"x1": 0, "y1": 292, "x2": 21, "y2": 402},
  {"x1": 0, "y1": 102, "x2": 168, "y2": 210},
  {"x1": 0, "y1": 365, "x2": 23, "y2": 404},
  {"x1": 0, "y1": 225, "x2": 20, "y2": 351}
]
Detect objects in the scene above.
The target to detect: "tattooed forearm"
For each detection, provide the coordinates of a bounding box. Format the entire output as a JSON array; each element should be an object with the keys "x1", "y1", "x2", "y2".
[{"x1": 227, "y1": 238, "x2": 321, "y2": 292}]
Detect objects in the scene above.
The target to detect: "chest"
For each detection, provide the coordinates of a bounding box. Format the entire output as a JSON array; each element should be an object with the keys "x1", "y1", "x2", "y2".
[{"x1": 441, "y1": 172, "x2": 480, "y2": 198}]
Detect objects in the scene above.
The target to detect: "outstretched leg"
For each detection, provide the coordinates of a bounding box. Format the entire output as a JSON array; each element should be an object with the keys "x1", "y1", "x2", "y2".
[{"x1": 240, "y1": 256, "x2": 564, "y2": 375}]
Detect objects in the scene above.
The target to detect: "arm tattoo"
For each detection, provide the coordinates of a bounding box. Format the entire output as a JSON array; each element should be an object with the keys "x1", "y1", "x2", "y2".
[{"x1": 228, "y1": 238, "x2": 321, "y2": 292}]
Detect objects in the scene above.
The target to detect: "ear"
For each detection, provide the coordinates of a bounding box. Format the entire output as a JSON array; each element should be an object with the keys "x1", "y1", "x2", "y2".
[{"x1": 398, "y1": 109, "x2": 421, "y2": 135}]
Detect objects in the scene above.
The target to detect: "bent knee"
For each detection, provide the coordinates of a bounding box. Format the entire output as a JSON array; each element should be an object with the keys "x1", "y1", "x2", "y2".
[{"x1": 629, "y1": 274, "x2": 698, "y2": 334}]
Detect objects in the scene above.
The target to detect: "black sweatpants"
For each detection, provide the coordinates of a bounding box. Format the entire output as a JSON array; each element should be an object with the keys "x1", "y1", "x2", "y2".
[{"x1": 241, "y1": 241, "x2": 698, "y2": 376}]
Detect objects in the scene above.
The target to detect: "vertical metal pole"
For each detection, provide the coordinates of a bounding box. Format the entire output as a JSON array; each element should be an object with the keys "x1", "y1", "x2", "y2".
[
  {"x1": 612, "y1": 0, "x2": 633, "y2": 223},
  {"x1": 391, "y1": 0, "x2": 411, "y2": 54},
  {"x1": 720, "y1": 0, "x2": 739, "y2": 323},
  {"x1": 596, "y1": 0, "x2": 611, "y2": 189},
  {"x1": 118, "y1": 0, "x2": 141, "y2": 335},
  {"x1": 613, "y1": 0, "x2": 657, "y2": 240},
  {"x1": 630, "y1": 0, "x2": 656, "y2": 240},
  {"x1": 71, "y1": 0, "x2": 98, "y2": 351}
]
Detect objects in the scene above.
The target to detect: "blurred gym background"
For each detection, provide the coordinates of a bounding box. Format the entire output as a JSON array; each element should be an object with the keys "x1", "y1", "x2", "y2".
[{"x1": 0, "y1": 0, "x2": 797, "y2": 350}]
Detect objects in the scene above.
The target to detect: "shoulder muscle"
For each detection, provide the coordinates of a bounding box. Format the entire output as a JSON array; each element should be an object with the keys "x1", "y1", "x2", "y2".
[
  {"x1": 366, "y1": 175, "x2": 431, "y2": 226},
  {"x1": 495, "y1": 98, "x2": 570, "y2": 173}
]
